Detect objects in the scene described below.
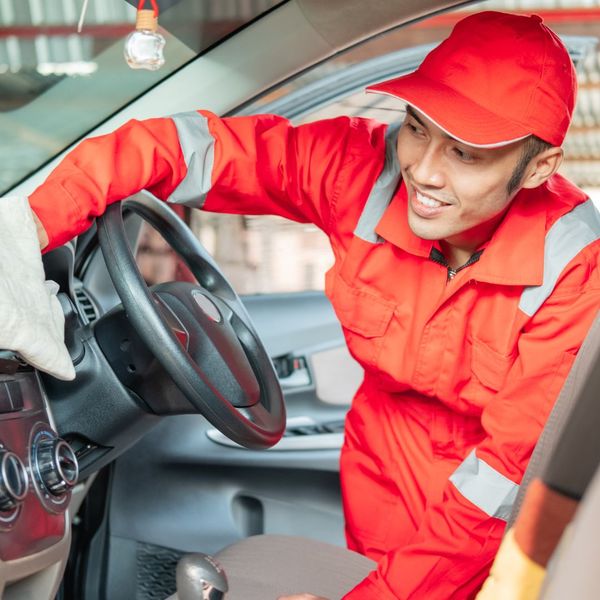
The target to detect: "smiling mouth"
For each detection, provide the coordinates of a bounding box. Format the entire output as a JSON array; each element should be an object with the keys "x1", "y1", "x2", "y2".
[
  {"x1": 409, "y1": 187, "x2": 453, "y2": 219},
  {"x1": 414, "y1": 189, "x2": 451, "y2": 208}
]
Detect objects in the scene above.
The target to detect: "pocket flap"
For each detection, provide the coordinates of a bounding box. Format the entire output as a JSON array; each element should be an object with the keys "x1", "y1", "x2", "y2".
[
  {"x1": 331, "y1": 275, "x2": 394, "y2": 338},
  {"x1": 470, "y1": 337, "x2": 515, "y2": 391}
]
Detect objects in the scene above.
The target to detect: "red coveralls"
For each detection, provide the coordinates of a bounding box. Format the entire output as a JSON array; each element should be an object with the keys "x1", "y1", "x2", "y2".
[{"x1": 29, "y1": 112, "x2": 600, "y2": 599}]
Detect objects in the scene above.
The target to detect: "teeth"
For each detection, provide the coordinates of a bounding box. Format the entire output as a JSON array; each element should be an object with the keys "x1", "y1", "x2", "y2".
[{"x1": 416, "y1": 191, "x2": 443, "y2": 208}]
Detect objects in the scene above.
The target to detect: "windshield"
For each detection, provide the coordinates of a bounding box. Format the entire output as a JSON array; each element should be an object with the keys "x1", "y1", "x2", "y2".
[{"x1": 0, "y1": 0, "x2": 281, "y2": 194}]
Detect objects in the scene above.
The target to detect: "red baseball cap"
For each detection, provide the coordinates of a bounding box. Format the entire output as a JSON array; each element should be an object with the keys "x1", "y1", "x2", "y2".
[{"x1": 367, "y1": 11, "x2": 577, "y2": 147}]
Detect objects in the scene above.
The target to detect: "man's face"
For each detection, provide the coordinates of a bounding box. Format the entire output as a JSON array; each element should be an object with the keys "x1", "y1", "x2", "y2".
[{"x1": 397, "y1": 106, "x2": 527, "y2": 253}]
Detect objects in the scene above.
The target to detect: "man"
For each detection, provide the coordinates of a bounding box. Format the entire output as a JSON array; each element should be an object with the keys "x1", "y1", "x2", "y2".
[{"x1": 28, "y1": 11, "x2": 600, "y2": 599}]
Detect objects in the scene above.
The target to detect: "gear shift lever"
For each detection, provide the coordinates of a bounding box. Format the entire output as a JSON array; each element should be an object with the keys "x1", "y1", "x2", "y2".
[{"x1": 176, "y1": 553, "x2": 229, "y2": 599}]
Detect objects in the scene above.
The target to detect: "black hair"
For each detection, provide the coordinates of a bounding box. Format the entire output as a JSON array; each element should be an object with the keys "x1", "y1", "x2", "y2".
[{"x1": 507, "y1": 135, "x2": 553, "y2": 195}]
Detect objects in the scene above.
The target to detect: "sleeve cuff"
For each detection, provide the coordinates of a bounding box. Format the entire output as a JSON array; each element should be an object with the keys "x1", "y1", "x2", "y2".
[{"x1": 28, "y1": 181, "x2": 87, "y2": 252}]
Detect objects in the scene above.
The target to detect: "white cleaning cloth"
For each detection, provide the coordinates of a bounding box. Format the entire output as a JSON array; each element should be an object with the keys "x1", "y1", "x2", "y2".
[{"x1": 0, "y1": 196, "x2": 75, "y2": 380}]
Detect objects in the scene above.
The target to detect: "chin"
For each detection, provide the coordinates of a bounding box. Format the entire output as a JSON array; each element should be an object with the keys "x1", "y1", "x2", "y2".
[{"x1": 407, "y1": 215, "x2": 447, "y2": 241}]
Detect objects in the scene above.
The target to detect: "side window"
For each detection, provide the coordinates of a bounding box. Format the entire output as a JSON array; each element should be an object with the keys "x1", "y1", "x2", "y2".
[
  {"x1": 135, "y1": 210, "x2": 332, "y2": 294},
  {"x1": 188, "y1": 212, "x2": 332, "y2": 295},
  {"x1": 138, "y1": 1, "x2": 600, "y2": 291}
]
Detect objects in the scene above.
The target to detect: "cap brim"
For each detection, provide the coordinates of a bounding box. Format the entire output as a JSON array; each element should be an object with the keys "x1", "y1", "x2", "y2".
[{"x1": 367, "y1": 71, "x2": 531, "y2": 148}]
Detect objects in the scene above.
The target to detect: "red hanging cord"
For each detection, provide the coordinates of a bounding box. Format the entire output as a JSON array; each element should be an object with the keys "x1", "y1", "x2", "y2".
[{"x1": 137, "y1": 0, "x2": 159, "y2": 16}]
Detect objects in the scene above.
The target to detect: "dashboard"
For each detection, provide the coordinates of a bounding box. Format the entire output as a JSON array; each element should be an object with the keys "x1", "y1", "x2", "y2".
[{"x1": 0, "y1": 356, "x2": 78, "y2": 598}]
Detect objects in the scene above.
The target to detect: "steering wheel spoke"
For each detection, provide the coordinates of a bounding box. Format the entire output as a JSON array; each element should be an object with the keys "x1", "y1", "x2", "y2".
[
  {"x1": 153, "y1": 284, "x2": 260, "y2": 408},
  {"x1": 152, "y1": 292, "x2": 190, "y2": 350}
]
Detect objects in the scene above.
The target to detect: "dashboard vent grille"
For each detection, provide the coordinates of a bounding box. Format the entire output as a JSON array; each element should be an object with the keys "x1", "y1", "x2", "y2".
[{"x1": 74, "y1": 288, "x2": 98, "y2": 323}]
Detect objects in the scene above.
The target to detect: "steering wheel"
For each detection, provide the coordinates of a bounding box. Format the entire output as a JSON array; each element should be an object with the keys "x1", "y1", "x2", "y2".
[{"x1": 96, "y1": 195, "x2": 286, "y2": 450}]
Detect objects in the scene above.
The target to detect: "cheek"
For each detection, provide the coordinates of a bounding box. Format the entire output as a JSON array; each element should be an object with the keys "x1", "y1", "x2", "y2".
[
  {"x1": 449, "y1": 168, "x2": 510, "y2": 210},
  {"x1": 459, "y1": 186, "x2": 513, "y2": 223}
]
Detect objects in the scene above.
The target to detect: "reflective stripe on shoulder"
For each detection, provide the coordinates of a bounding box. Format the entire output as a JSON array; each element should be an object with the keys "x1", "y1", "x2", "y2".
[
  {"x1": 167, "y1": 111, "x2": 215, "y2": 208},
  {"x1": 353, "y1": 121, "x2": 402, "y2": 243},
  {"x1": 519, "y1": 199, "x2": 600, "y2": 317},
  {"x1": 449, "y1": 450, "x2": 519, "y2": 521}
]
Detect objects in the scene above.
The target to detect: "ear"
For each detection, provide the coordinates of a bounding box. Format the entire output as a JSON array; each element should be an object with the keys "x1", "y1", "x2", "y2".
[{"x1": 520, "y1": 147, "x2": 564, "y2": 189}]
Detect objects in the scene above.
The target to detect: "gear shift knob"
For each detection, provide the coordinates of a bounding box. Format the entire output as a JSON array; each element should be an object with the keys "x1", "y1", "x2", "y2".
[{"x1": 176, "y1": 552, "x2": 229, "y2": 600}]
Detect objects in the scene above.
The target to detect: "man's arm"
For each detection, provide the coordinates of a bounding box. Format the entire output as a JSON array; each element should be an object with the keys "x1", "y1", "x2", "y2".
[
  {"x1": 27, "y1": 111, "x2": 380, "y2": 252},
  {"x1": 343, "y1": 262, "x2": 600, "y2": 599}
]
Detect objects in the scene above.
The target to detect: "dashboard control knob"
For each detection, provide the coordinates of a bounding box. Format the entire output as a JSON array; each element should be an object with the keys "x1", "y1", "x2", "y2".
[
  {"x1": 0, "y1": 450, "x2": 28, "y2": 511},
  {"x1": 35, "y1": 438, "x2": 79, "y2": 496}
]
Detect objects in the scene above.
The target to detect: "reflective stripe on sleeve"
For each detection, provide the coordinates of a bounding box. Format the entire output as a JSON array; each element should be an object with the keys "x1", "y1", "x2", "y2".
[
  {"x1": 519, "y1": 199, "x2": 600, "y2": 316},
  {"x1": 354, "y1": 121, "x2": 402, "y2": 243},
  {"x1": 167, "y1": 111, "x2": 215, "y2": 208},
  {"x1": 449, "y1": 450, "x2": 519, "y2": 521}
]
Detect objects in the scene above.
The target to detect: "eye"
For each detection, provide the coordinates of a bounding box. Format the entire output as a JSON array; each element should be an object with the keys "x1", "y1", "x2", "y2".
[
  {"x1": 405, "y1": 120, "x2": 426, "y2": 138},
  {"x1": 452, "y1": 146, "x2": 476, "y2": 162}
]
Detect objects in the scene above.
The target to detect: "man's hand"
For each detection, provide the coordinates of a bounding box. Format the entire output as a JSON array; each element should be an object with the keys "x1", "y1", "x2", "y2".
[
  {"x1": 31, "y1": 208, "x2": 48, "y2": 250},
  {"x1": 277, "y1": 595, "x2": 330, "y2": 600}
]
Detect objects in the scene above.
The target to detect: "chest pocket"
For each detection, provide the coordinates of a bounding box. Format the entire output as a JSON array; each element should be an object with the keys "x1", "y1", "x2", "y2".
[
  {"x1": 469, "y1": 336, "x2": 516, "y2": 392},
  {"x1": 329, "y1": 274, "x2": 394, "y2": 370}
]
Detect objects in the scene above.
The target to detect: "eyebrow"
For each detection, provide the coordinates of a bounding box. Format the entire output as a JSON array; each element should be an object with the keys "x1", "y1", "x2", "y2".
[
  {"x1": 405, "y1": 105, "x2": 462, "y2": 144},
  {"x1": 405, "y1": 105, "x2": 428, "y2": 128}
]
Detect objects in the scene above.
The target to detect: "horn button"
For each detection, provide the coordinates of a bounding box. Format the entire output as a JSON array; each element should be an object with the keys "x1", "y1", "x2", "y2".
[{"x1": 191, "y1": 291, "x2": 222, "y2": 323}]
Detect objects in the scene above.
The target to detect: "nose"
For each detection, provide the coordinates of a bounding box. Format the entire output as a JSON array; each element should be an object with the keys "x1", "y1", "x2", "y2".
[{"x1": 409, "y1": 144, "x2": 445, "y2": 189}]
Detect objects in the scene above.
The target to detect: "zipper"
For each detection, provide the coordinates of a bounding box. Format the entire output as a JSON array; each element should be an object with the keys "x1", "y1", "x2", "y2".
[{"x1": 429, "y1": 248, "x2": 483, "y2": 281}]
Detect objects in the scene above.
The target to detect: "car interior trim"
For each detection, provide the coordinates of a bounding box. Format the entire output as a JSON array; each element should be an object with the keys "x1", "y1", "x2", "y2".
[
  {"x1": 309, "y1": 345, "x2": 362, "y2": 406},
  {"x1": 207, "y1": 424, "x2": 344, "y2": 452}
]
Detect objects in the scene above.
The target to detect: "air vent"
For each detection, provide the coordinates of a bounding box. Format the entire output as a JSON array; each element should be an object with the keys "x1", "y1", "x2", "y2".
[{"x1": 74, "y1": 288, "x2": 98, "y2": 323}]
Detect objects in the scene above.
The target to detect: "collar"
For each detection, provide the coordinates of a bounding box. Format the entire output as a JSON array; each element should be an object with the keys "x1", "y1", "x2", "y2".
[
  {"x1": 374, "y1": 178, "x2": 583, "y2": 287},
  {"x1": 375, "y1": 182, "x2": 434, "y2": 258}
]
